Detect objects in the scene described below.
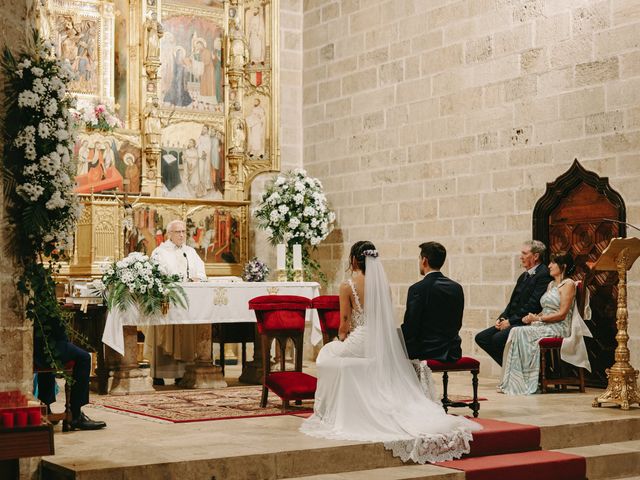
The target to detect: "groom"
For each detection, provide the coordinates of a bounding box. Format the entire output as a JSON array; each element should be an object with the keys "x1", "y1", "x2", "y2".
[{"x1": 401, "y1": 242, "x2": 464, "y2": 362}]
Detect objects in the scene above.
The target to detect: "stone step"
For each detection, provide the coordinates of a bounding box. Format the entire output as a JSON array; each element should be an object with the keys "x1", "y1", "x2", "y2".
[{"x1": 281, "y1": 440, "x2": 640, "y2": 480}]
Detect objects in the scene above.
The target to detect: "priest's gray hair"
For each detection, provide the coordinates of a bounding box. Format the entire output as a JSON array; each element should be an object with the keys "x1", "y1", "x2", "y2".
[
  {"x1": 166, "y1": 219, "x2": 186, "y2": 233},
  {"x1": 524, "y1": 239, "x2": 546, "y2": 256}
]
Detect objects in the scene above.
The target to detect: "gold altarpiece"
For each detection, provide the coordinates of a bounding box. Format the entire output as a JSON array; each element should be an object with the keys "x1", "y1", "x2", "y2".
[{"x1": 37, "y1": 0, "x2": 280, "y2": 275}]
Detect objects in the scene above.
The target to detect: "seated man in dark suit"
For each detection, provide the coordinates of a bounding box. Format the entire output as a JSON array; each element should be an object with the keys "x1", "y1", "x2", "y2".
[
  {"x1": 34, "y1": 313, "x2": 106, "y2": 431},
  {"x1": 475, "y1": 240, "x2": 552, "y2": 366},
  {"x1": 402, "y1": 242, "x2": 464, "y2": 362}
]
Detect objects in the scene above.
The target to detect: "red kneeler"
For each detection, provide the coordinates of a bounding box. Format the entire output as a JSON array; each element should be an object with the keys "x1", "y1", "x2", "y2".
[
  {"x1": 424, "y1": 357, "x2": 480, "y2": 418},
  {"x1": 249, "y1": 295, "x2": 317, "y2": 410},
  {"x1": 311, "y1": 295, "x2": 340, "y2": 344},
  {"x1": 33, "y1": 360, "x2": 76, "y2": 431}
]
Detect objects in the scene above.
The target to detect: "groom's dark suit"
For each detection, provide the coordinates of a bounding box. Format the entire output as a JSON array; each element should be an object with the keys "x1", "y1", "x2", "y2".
[
  {"x1": 475, "y1": 263, "x2": 552, "y2": 365},
  {"x1": 401, "y1": 271, "x2": 464, "y2": 362}
]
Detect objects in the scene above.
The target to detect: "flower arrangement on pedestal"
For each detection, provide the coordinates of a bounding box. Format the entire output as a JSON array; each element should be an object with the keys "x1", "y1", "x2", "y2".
[
  {"x1": 71, "y1": 103, "x2": 122, "y2": 132},
  {"x1": 253, "y1": 169, "x2": 336, "y2": 283},
  {"x1": 242, "y1": 257, "x2": 270, "y2": 282},
  {"x1": 98, "y1": 252, "x2": 188, "y2": 316},
  {"x1": 1, "y1": 31, "x2": 82, "y2": 372}
]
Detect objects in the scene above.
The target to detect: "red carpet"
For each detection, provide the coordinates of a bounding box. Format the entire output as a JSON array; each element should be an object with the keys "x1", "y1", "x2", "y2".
[{"x1": 436, "y1": 418, "x2": 586, "y2": 480}]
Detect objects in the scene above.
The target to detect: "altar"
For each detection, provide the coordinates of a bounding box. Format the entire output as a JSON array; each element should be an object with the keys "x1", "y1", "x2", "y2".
[{"x1": 102, "y1": 281, "x2": 321, "y2": 395}]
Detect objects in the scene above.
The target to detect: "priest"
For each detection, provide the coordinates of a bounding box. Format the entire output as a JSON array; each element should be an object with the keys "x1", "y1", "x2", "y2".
[{"x1": 145, "y1": 219, "x2": 207, "y2": 384}]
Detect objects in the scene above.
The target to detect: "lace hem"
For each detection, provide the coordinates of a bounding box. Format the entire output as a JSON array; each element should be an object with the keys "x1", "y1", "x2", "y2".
[
  {"x1": 410, "y1": 359, "x2": 440, "y2": 403},
  {"x1": 300, "y1": 417, "x2": 474, "y2": 464}
]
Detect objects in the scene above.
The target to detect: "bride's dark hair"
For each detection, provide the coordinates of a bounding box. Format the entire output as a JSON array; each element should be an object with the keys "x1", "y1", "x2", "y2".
[{"x1": 349, "y1": 240, "x2": 376, "y2": 273}]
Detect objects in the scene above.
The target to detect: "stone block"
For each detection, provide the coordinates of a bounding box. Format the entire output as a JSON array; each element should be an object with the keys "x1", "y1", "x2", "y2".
[
  {"x1": 411, "y1": 31, "x2": 444, "y2": 54},
  {"x1": 428, "y1": 1, "x2": 468, "y2": 30},
  {"x1": 466, "y1": 35, "x2": 493, "y2": 64},
  {"x1": 467, "y1": 55, "x2": 520, "y2": 87},
  {"x1": 575, "y1": 57, "x2": 619, "y2": 87},
  {"x1": 319, "y1": 43, "x2": 334, "y2": 61},
  {"x1": 347, "y1": 131, "x2": 377, "y2": 154},
  {"x1": 318, "y1": 79, "x2": 341, "y2": 102},
  {"x1": 607, "y1": 78, "x2": 640, "y2": 109},
  {"x1": 499, "y1": 125, "x2": 532, "y2": 148},
  {"x1": 353, "y1": 186, "x2": 382, "y2": 205},
  {"x1": 337, "y1": 206, "x2": 364, "y2": 226},
  {"x1": 341, "y1": 0, "x2": 361, "y2": 15},
  {"x1": 493, "y1": 23, "x2": 533, "y2": 57},
  {"x1": 432, "y1": 136, "x2": 476, "y2": 159},
  {"x1": 321, "y1": 2, "x2": 339, "y2": 22},
  {"x1": 379, "y1": 60, "x2": 404, "y2": 86},
  {"x1": 616, "y1": 154, "x2": 640, "y2": 176},
  {"x1": 602, "y1": 132, "x2": 640, "y2": 154},
  {"x1": 421, "y1": 44, "x2": 464, "y2": 75},
  {"x1": 444, "y1": 18, "x2": 479, "y2": 43},
  {"x1": 469, "y1": 284, "x2": 504, "y2": 308},
  {"x1": 515, "y1": 186, "x2": 546, "y2": 213},
  {"x1": 404, "y1": 55, "x2": 420, "y2": 80},
  {"x1": 304, "y1": 8, "x2": 321, "y2": 29},
  {"x1": 550, "y1": 35, "x2": 593, "y2": 68},
  {"x1": 341, "y1": 67, "x2": 377, "y2": 95},
  {"x1": 449, "y1": 256, "x2": 482, "y2": 283},
  {"x1": 613, "y1": 0, "x2": 640, "y2": 26},
  {"x1": 585, "y1": 111, "x2": 624, "y2": 135},
  {"x1": 325, "y1": 98, "x2": 351, "y2": 119},
  {"x1": 442, "y1": 157, "x2": 471, "y2": 176},
  {"x1": 398, "y1": 12, "x2": 429, "y2": 40},
  {"x1": 304, "y1": 122, "x2": 334, "y2": 144},
  {"x1": 363, "y1": 110, "x2": 385, "y2": 131},
  {"x1": 399, "y1": 199, "x2": 438, "y2": 221},
  {"x1": 535, "y1": 118, "x2": 584, "y2": 144},
  {"x1": 303, "y1": 104, "x2": 325, "y2": 125},
  {"x1": 521, "y1": 47, "x2": 547, "y2": 73},
  {"x1": 625, "y1": 107, "x2": 640, "y2": 130},
  {"x1": 552, "y1": 137, "x2": 601, "y2": 164},
  {"x1": 440, "y1": 86, "x2": 484, "y2": 115},
  {"x1": 513, "y1": 0, "x2": 544, "y2": 22},
  {"x1": 303, "y1": 64, "x2": 327, "y2": 84},
  {"x1": 303, "y1": 23, "x2": 329, "y2": 50},
  {"x1": 482, "y1": 191, "x2": 515, "y2": 215},
  {"x1": 407, "y1": 143, "x2": 431, "y2": 164},
  {"x1": 595, "y1": 24, "x2": 640, "y2": 57},
  {"x1": 349, "y1": 5, "x2": 381, "y2": 33},
  {"x1": 514, "y1": 97, "x2": 559, "y2": 124},
  {"x1": 509, "y1": 145, "x2": 552, "y2": 167},
  {"x1": 408, "y1": 98, "x2": 439, "y2": 123},
  {"x1": 465, "y1": 106, "x2": 513, "y2": 134},
  {"x1": 358, "y1": 47, "x2": 389, "y2": 69},
  {"x1": 620, "y1": 51, "x2": 640, "y2": 78},
  {"x1": 559, "y1": 87, "x2": 605, "y2": 119},
  {"x1": 327, "y1": 56, "x2": 358, "y2": 78},
  {"x1": 328, "y1": 15, "x2": 349, "y2": 38},
  {"x1": 470, "y1": 152, "x2": 509, "y2": 173},
  {"x1": 390, "y1": 40, "x2": 411, "y2": 59},
  {"x1": 478, "y1": 131, "x2": 500, "y2": 151},
  {"x1": 482, "y1": 255, "x2": 514, "y2": 281},
  {"x1": 334, "y1": 34, "x2": 365, "y2": 61},
  {"x1": 433, "y1": 68, "x2": 467, "y2": 96},
  {"x1": 472, "y1": 215, "x2": 507, "y2": 234},
  {"x1": 364, "y1": 203, "x2": 398, "y2": 224},
  {"x1": 504, "y1": 75, "x2": 537, "y2": 102},
  {"x1": 284, "y1": 31, "x2": 302, "y2": 50},
  {"x1": 424, "y1": 177, "x2": 457, "y2": 198},
  {"x1": 352, "y1": 86, "x2": 394, "y2": 114},
  {"x1": 457, "y1": 173, "x2": 492, "y2": 193},
  {"x1": 382, "y1": 182, "x2": 423, "y2": 202},
  {"x1": 580, "y1": 157, "x2": 617, "y2": 177},
  {"x1": 573, "y1": 2, "x2": 610, "y2": 34},
  {"x1": 439, "y1": 194, "x2": 481, "y2": 218},
  {"x1": 415, "y1": 219, "x2": 454, "y2": 237},
  {"x1": 396, "y1": 78, "x2": 433, "y2": 104},
  {"x1": 386, "y1": 105, "x2": 409, "y2": 126},
  {"x1": 507, "y1": 213, "x2": 532, "y2": 231},
  {"x1": 538, "y1": 67, "x2": 573, "y2": 97}
]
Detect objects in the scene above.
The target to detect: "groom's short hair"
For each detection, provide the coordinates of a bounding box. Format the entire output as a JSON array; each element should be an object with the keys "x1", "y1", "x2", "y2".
[{"x1": 419, "y1": 242, "x2": 446, "y2": 269}]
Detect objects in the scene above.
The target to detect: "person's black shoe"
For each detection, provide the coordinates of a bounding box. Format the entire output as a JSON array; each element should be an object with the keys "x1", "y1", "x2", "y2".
[
  {"x1": 174, "y1": 377, "x2": 183, "y2": 385},
  {"x1": 70, "y1": 412, "x2": 106, "y2": 431},
  {"x1": 153, "y1": 377, "x2": 165, "y2": 386}
]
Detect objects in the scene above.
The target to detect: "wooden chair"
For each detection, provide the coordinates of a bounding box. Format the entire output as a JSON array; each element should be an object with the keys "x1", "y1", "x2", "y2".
[
  {"x1": 248, "y1": 295, "x2": 316, "y2": 411},
  {"x1": 311, "y1": 295, "x2": 340, "y2": 344},
  {"x1": 33, "y1": 361, "x2": 75, "y2": 432},
  {"x1": 421, "y1": 357, "x2": 481, "y2": 417},
  {"x1": 538, "y1": 280, "x2": 588, "y2": 393}
]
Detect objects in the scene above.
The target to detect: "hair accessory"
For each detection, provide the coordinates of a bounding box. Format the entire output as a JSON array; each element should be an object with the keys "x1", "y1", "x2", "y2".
[{"x1": 362, "y1": 249, "x2": 378, "y2": 258}]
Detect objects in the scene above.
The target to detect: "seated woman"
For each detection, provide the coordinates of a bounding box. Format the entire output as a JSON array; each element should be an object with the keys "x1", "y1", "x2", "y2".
[
  {"x1": 301, "y1": 241, "x2": 480, "y2": 464},
  {"x1": 498, "y1": 251, "x2": 576, "y2": 395}
]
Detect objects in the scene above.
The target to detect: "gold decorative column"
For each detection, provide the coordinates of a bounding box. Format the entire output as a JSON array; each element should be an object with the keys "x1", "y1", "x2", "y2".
[{"x1": 592, "y1": 239, "x2": 640, "y2": 410}]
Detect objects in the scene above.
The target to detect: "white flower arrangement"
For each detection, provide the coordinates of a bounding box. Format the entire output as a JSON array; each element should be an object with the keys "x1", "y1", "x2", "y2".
[
  {"x1": 99, "y1": 252, "x2": 188, "y2": 316},
  {"x1": 71, "y1": 103, "x2": 122, "y2": 132},
  {"x1": 242, "y1": 257, "x2": 270, "y2": 282},
  {"x1": 254, "y1": 169, "x2": 336, "y2": 282}
]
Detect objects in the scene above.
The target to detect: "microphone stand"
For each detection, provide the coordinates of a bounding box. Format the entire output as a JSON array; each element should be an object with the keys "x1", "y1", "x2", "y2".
[
  {"x1": 183, "y1": 252, "x2": 190, "y2": 282},
  {"x1": 603, "y1": 218, "x2": 640, "y2": 234}
]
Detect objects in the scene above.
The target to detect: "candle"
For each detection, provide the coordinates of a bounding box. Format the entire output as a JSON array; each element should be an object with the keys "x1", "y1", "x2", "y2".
[
  {"x1": 277, "y1": 244, "x2": 286, "y2": 270},
  {"x1": 293, "y1": 244, "x2": 302, "y2": 271}
]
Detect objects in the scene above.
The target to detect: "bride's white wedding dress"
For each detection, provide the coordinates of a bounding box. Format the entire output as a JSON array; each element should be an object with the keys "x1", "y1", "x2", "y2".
[{"x1": 300, "y1": 255, "x2": 481, "y2": 464}]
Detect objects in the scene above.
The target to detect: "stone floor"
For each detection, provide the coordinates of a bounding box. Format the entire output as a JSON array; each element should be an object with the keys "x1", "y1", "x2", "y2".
[{"x1": 41, "y1": 364, "x2": 640, "y2": 480}]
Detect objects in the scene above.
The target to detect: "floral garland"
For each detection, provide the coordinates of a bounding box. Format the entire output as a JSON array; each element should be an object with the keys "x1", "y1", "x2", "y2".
[
  {"x1": 253, "y1": 169, "x2": 335, "y2": 282},
  {"x1": 71, "y1": 103, "x2": 122, "y2": 133},
  {"x1": 1, "y1": 32, "x2": 82, "y2": 372},
  {"x1": 97, "y1": 253, "x2": 188, "y2": 316}
]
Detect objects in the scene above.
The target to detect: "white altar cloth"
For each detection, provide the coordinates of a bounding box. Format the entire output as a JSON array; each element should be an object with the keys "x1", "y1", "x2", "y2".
[{"x1": 102, "y1": 281, "x2": 322, "y2": 355}]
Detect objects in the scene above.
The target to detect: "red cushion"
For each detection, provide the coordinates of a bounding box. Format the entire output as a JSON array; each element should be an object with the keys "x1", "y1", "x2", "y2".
[
  {"x1": 426, "y1": 356, "x2": 480, "y2": 371},
  {"x1": 311, "y1": 295, "x2": 339, "y2": 310},
  {"x1": 539, "y1": 337, "x2": 563, "y2": 348},
  {"x1": 248, "y1": 295, "x2": 311, "y2": 311},
  {"x1": 318, "y1": 310, "x2": 341, "y2": 332},
  {"x1": 266, "y1": 371, "x2": 317, "y2": 401}
]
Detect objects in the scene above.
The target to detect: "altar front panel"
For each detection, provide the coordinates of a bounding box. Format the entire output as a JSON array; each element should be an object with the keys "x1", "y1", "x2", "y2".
[{"x1": 102, "y1": 281, "x2": 321, "y2": 354}]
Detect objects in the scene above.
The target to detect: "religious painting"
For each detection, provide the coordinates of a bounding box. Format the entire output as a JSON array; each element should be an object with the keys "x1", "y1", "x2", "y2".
[
  {"x1": 244, "y1": 94, "x2": 269, "y2": 160},
  {"x1": 168, "y1": 0, "x2": 223, "y2": 7},
  {"x1": 186, "y1": 205, "x2": 241, "y2": 264},
  {"x1": 159, "y1": 3, "x2": 224, "y2": 116},
  {"x1": 113, "y1": 0, "x2": 129, "y2": 124},
  {"x1": 42, "y1": 0, "x2": 115, "y2": 109},
  {"x1": 245, "y1": 3, "x2": 266, "y2": 66},
  {"x1": 160, "y1": 121, "x2": 225, "y2": 199},
  {"x1": 124, "y1": 198, "x2": 247, "y2": 276},
  {"x1": 73, "y1": 133, "x2": 142, "y2": 194}
]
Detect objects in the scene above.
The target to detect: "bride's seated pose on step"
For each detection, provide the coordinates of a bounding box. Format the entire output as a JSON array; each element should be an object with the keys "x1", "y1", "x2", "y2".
[{"x1": 300, "y1": 241, "x2": 481, "y2": 464}]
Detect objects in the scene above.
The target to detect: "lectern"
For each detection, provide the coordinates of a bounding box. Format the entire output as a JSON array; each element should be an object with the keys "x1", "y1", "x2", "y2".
[{"x1": 591, "y1": 237, "x2": 640, "y2": 409}]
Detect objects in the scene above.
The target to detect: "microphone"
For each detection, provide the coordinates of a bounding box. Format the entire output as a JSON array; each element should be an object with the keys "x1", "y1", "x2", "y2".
[
  {"x1": 183, "y1": 252, "x2": 190, "y2": 281},
  {"x1": 602, "y1": 218, "x2": 640, "y2": 234}
]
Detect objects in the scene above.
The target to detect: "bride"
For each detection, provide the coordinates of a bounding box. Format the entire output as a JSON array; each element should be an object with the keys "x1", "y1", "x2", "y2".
[{"x1": 301, "y1": 241, "x2": 481, "y2": 463}]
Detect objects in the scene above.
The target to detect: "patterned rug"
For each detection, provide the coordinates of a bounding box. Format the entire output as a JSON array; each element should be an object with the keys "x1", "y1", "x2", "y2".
[{"x1": 91, "y1": 386, "x2": 313, "y2": 423}]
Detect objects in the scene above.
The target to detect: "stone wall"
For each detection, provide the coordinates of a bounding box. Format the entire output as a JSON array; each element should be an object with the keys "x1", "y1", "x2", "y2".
[
  {"x1": 301, "y1": 0, "x2": 640, "y2": 376},
  {"x1": 0, "y1": 0, "x2": 35, "y2": 397}
]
